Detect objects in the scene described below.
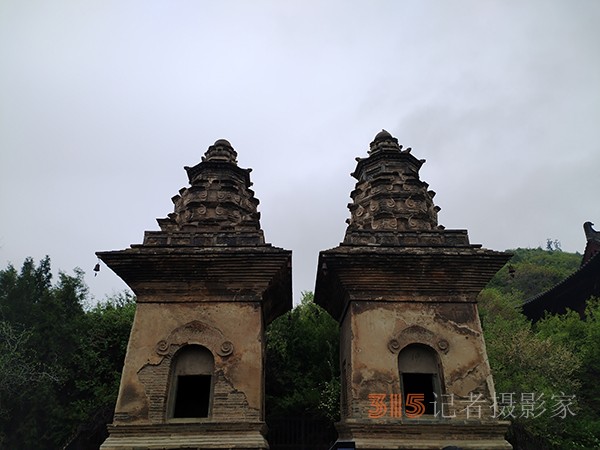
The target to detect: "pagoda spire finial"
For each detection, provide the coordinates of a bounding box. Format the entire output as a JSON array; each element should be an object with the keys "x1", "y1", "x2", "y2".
[
  {"x1": 368, "y1": 129, "x2": 402, "y2": 155},
  {"x1": 202, "y1": 139, "x2": 238, "y2": 164}
]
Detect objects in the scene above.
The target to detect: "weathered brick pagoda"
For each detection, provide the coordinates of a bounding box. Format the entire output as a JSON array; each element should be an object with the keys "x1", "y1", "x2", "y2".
[
  {"x1": 97, "y1": 139, "x2": 292, "y2": 449},
  {"x1": 314, "y1": 130, "x2": 512, "y2": 449}
]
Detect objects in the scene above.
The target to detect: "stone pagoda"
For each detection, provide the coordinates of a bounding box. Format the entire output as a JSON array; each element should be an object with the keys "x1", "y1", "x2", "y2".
[
  {"x1": 97, "y1": 139, "x2": 292, "y2": 450},
  {"x1": 314, "y1": 130, "x2": 512, "y2": 449}
]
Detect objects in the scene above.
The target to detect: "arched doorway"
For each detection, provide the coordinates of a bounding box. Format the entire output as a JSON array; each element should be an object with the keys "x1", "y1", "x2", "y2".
[
  {"x1": 398, "y1": 344, "x2": 443, "y2": 416},
  {"x1": 167, "y1": 345, "x2": 214, "y2": 419}
]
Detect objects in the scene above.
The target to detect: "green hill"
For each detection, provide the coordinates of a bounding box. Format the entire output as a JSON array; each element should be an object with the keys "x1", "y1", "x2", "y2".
[
  {"x1": 478, "y1": 247, "x2": 600, "y2": 450},
  {"x1": 486, "y1": 247, "x2": 582, "y2": 299}
]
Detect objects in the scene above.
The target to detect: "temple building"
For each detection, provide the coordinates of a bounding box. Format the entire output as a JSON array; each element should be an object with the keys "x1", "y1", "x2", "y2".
[
  {"x1": 314, "y1": 130, "x2": 512, "y2": 449},
  {"x1": 97, "y1": 139, "x2": 292, "y2": 450},
  {"x1": 523, "y1": 221, "x2": 600, "y2": 322}
]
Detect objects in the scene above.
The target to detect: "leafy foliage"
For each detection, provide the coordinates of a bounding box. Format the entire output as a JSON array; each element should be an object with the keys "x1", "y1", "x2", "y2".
[
  {"x1": 486, "y1": 247, "x2": 581, "y2": 299},
  {"x1": 0, "y1": 257, "x2": 134, "y2": 450},
  {"x1": 479, "y1": 248, "x2": 600, "y2": 449},
  {"x1": 0, "y1": 321, "x2": 59, "y2": 417},
  {"x1": 533, "y1": 299, "x2": 600, "y2": 448},
  {"x1": 265, "y1": 292, "x2": 340, "y2": 421},
  {"x1": 480, "y1": 289, "x2": 582, "y2": 448}
]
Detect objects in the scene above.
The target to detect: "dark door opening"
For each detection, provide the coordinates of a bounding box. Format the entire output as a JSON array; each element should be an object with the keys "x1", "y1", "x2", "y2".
[
  {"x1": 401, "y1": 372, "x2": 436, "y2": 416},
  {"x1": 173, "y1": 374, "x2": 211, "y2": 418}
]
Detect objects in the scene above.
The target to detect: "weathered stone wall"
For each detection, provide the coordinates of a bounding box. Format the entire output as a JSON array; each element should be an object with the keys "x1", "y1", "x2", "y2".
[
  {"x1": 341, "y1": 301, "x2": 496, "y2": 421},
  {"x1": 112, "y1": 301, "x2": 264, "y2": 424}
]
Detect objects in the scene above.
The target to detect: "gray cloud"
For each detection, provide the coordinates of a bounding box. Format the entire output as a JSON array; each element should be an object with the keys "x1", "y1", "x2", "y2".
[{"x1": 1, "y1": 0, "x2": 598, "y2": 302}]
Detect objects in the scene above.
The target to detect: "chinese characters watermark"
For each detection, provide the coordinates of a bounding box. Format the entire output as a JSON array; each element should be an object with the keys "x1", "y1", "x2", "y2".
[
  {"x1": 492, "y1": 392, "x2": 576, "y2": 420},
  {"x1": 367, "y1": 392, "x2": 576, "y2": 420}
]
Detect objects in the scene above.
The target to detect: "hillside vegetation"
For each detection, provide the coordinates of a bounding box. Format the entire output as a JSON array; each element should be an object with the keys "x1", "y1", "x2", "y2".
[
  {"x1": 486, "y1": 247, "x2": 582, "y2": 298},
  {"x1": 478, "y1": 247, "x2": 600, "y2": 449}
]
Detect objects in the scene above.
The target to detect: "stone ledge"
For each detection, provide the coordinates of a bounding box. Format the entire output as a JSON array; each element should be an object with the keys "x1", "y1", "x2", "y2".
[
  {"x1": 335, "y1": 419, "x2": 511, "y2": 450},
  {"x1": 101, "y1": 421, "x2": 268, "y2": 450}
]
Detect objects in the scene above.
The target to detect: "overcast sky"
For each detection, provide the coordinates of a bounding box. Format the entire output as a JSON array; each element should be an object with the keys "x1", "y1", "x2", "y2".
[{"x1": 1, "y1": 0, "x2": 599, "y2": 304}]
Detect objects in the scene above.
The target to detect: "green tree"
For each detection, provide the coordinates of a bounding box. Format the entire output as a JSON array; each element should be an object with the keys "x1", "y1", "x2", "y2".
[
  {"x1": 65, "y1": 292, "x2": 135, "y2": 440},
  {"x1": 479, "y1": 287, "x2": 584, "y2": 449},
  {"x1": 479, "y1": 247, "x2": 600, "y2": 448},
  {"x1": 534, "y1": 299, "x2": 600, "y2": 448},
  {"x1": 0, "y1": 257, "x2": 135, "y2": 450},
  {"x1": 0, "y1": 321, "x2": 59, "y2": 446},
  {"x1": 265, "y1": 291, "x2": 340, "y2": 421},
  {"x1": 0, "y1": 257, "x2": 86, "y2": 448}
]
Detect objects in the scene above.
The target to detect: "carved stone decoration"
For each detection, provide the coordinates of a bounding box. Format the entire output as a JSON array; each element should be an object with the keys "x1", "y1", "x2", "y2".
[
  {"x1": 437, "y1": 339, "x2": 450, "y2": 354},
  {"x1": 217, "y1": 341, "x2": 235, "y2": 357},
  {"x1": 387, "y1": 325, "x2": 441, "y2": 354},
  {"x1": 387, "y1": 338, "x2": 401, "y2": 353},
  {"x1": 153, "y1": 320, "x2": 233, "y2": 360},
  {"x1": 155, "y1": 340, "x2": 170, "y2": 356}
]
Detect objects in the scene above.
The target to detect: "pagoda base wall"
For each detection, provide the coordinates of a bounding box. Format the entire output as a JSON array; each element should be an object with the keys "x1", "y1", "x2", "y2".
[
  {"x1": 100, "y1": 422, "x2": 268, "y2": 450},
  {"x1": 111, "y1": 302, "x2": 264, "y2": 424},
  {"x1": 339, "y1": 301, "x2": 498, "y2": 421},
  {"x1": 335, "y1": 419, "x2": 511, "y2": 450}
]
